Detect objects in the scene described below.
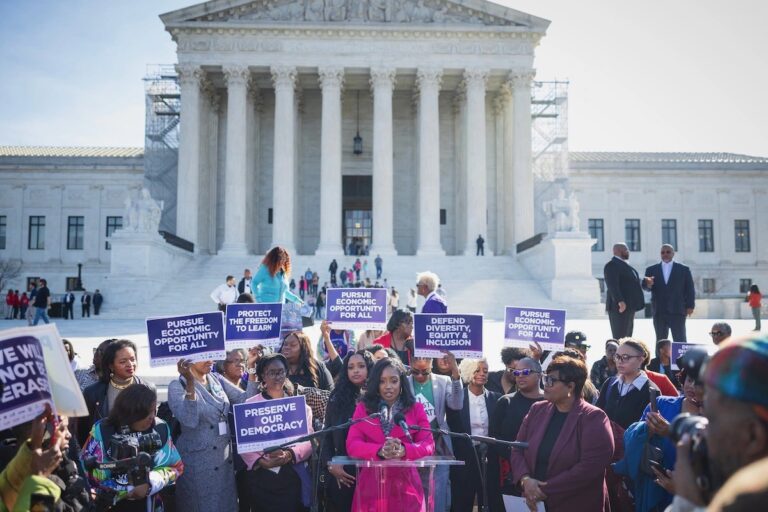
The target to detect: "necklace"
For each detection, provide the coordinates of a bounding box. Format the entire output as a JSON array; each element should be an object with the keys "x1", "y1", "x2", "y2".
[{"x1": 110, "y1": 376, "x2": 135, "y2": 390}]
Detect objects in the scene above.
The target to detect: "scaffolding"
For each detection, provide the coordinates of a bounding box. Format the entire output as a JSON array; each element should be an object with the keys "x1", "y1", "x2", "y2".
[
  {"x1": 531, "y1": 80, "x2": 571, "y2": 234},
  {"x1": 143, "y1": 65, "x2": 180, "y2": 233}
]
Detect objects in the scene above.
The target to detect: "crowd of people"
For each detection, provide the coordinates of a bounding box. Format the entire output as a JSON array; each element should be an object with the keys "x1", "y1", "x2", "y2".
[
  {"x1": 0, "y1": 243, "x2": 766, "y2": 512},
  {"x1": 3, "y1": 283, "x2": 104, "y2": 325}
]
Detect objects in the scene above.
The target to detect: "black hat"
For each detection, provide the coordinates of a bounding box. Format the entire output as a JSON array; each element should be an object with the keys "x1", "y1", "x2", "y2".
[
  {"x1": 676, "y1": 347, "x2": 710, "y2": 384},
  {"x1": 565, "y1": 331, "x2": 588, "y2": 347}
]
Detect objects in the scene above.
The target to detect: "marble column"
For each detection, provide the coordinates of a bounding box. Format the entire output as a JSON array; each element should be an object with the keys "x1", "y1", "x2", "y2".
[
  {"x1": 370, "y1": 67, "x2": 397, "y2": 256},
  {"x1": 271, "y1": 65, "x2": 297, "y2": 253},
  {"x1": 463, "y1": 68, "x2": 489, "y2": 255},
  {"x1": 220, "y1": 65, "x2": 250, "y2": 255},
  {"x1": 316, "y1": 67, "x2": 345, "y2": 255},
  {"x1": 511, "y1": 70, "x2": 535, "y2": 247},
  {"x1": 500, "y1": 83, "x2": 516, "y2": 254},
  {"x1": 416, "y1": 68, "x2": 444, "y2": 256},
  {"x1": 175, "y1": 64, "x2": 204, "y2": 248}
]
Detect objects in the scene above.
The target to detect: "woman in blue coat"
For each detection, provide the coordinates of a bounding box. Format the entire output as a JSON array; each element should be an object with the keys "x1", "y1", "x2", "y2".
[{"x1": 251, "y1": 246, "x2": 305, "y2": 337}]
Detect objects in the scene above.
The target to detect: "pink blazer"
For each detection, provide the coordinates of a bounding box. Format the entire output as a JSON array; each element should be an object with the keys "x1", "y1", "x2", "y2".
[
  {"x1": 239, "y1": 393, "x2": 314, "y2": 470},
  {"x1": 511, "y1": 399, "x2": 614, "y2": 512},
  {"x1": 346, "y1": 401, "x2": 435, "y2": 512}
]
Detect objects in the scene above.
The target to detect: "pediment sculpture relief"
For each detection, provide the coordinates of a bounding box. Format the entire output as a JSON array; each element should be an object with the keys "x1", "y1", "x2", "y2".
[{"x1": 204, "y1": 0, "x2": 516, "y2": 26}]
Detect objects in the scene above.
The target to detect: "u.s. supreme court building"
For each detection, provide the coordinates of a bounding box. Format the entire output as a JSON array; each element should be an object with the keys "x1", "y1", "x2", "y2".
[{"x1": 164, "y1": 0, "x2": 546, "y2": 258}]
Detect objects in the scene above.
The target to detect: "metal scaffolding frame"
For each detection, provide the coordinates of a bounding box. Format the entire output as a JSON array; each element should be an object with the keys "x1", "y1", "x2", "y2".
[{"x1": 143, "y1": 65, "x2": 180, "y2": 233}]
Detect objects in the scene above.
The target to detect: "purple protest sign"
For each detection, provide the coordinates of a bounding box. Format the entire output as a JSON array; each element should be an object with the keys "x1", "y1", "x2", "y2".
[
  {"x1": 233, "y1": 395, "x2": 309, "y2": 453},
  {"x1": 0, "y1": 335, "x2": 54, "y2": 431},
  {"x1": 670, "y1": 343, "x2": 710, "y2": 370},
  {"x1": 504, "y1": 307, "x2": 567, "y2": 351},
  {"x1": 414, "y1": 314, "x2": 483, "y2": 359},
  {"x1": 146, "y1": 312, "x2": 227, "y2": 367},
  {"x1": 325, "y1": 288, "x2": 387, "y2": 330},
  {"x1": 225, "y1": 303, "x2": 282, "y2": 350}
]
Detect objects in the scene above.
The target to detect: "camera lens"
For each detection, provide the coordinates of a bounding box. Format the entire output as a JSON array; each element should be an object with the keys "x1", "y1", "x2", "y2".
[{"x1": 670, "y1": 413, "x2": 709, "y2": 444}]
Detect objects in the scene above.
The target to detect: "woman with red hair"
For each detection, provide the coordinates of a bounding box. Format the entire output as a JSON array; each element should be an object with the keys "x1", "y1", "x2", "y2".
[{"x1": 250, "y1": 246, "x2": 302, "y2": 305}]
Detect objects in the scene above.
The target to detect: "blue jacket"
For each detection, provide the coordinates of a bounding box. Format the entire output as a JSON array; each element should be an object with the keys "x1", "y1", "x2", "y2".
[
  {"x1": 422, "y1": 293, "x2": 447, "y2": 313},
  {"x1": 613, "y1": 396, "x2": 683, "y2": 512},
  {"x1": 250, "y1": 264, "x2": 302, "y2": 304}
]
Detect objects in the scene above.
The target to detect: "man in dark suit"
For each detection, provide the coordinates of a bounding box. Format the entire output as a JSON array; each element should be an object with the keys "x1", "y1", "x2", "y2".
[
  {"x1": 63, "y1": 291, "x2": 75, "y2": 320},
  {"x1": 81, "y1": 291, "x2": 91, "y2": 318},
  {"x1": 237, "y1": 268, "x2": 252, "y2": 295},
  {"x1": 603, "y1": 243, "x2": 647, "y2": 338},
  {"x1": 92, "y1": 289, "x2": 103, "y2": 315},
  {"x1": 643, "y1": 244, "x2": 695, "y2": 342}
]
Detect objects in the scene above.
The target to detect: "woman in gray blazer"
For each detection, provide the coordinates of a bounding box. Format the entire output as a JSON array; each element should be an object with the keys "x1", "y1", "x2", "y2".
[{"x1": 168, "y1": 355, "x2": 259, "y2": 512}]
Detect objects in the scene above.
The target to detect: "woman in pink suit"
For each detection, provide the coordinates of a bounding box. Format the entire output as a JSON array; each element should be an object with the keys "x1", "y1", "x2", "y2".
[
  {"x1": 346, "y1": 357, "x2": 435, "y2": 512},
  {"x1": 511, "y1": 355, "x2": 614, "y2": 512}
]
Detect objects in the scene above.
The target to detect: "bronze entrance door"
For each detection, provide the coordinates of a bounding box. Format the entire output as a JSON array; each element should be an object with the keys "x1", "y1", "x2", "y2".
[{"x1": 342, "y1": 176, "x2": 372, "y2": 256}]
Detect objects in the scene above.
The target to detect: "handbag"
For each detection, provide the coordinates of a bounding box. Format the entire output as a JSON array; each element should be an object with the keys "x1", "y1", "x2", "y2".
[{"x1": 300, "y1": 303, "x2": 315, "y2": 327}]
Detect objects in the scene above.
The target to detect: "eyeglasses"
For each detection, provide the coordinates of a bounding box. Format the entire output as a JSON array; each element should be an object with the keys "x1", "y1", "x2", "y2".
[
  {"x1": 512, "y1": 369, "x2": 541, "y2": 377},
  {"x1": 542, "y1": 375, "x2": 568, "y2": 387},
  {"x1": 614, "y1": 354, "x2": 642, "y2": 363},
  {"x1": 661, "y1": 250, "x2": 673, "y2": 255},
  {"x1": 709, "y1": 331, "x2": 724, "y2": 337},
  {"x1": 410, "y1": 369, "x2": 431, "y2": 377},
  {"x1": 265, "y1": 369, "x2": 286, "y2": 379}
]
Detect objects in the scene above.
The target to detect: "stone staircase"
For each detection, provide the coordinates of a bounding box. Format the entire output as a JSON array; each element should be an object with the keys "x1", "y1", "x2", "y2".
[{"x1": 100, "y1": 253, "x2": 603, "y2": 320}]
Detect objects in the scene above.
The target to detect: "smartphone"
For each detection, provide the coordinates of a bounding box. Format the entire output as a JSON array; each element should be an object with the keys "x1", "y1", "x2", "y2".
[
  {"x1": 648, "y1": 459, "x2": 666, "y2": 473},
  {"x1": 649, "y1": 388, "x2": 660, "y2": 413}
]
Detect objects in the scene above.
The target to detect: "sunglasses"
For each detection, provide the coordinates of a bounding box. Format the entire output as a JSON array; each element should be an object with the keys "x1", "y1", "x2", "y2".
[
  {"x1": 511, "y1": 369, "x2": 541, "y2": 377},
  {"x1": 542, "y1": 375, "x2": 569, "y2": 387},
  {"x1": 709, "y1": 331, "x2": 724, "y2": 336},
  {"x1": 614, "y1": 354, "x2": 642, "y2": 363},
  {"x1": 410, "y1": 369, "x2": 431, "y2": 377}
]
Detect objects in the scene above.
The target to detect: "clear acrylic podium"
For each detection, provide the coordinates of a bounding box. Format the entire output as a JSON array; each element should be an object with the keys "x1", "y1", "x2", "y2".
[{"x1": 331, "y1": 456, "x2": 464, "y2": 512}]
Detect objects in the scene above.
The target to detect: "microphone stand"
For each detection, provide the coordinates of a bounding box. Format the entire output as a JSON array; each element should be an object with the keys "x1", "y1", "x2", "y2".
[
  {"x1": 406, "y1": 424, "x2": 528, "y2": 512},
  {"x1": 261, "y1": 413, "x2": 381, "y2": 512}
]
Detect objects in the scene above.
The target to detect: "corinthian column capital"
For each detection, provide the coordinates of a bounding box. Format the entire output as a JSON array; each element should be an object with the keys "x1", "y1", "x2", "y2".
[
  {"x1": 318, "y1": 66, "x2": 345, "y2": 90},
  {"x1": 271, "y1": 65, "x2": 297, "y2": 90},
  {"x1": 223, "y1": 64, "x2": 250, "y2": 87},
  {"x1": 416, "y1": 67, "x2": 443, "y2": 91},
  {"x1": 175, "y1": 64, "x2": 204, "y2": 86},
  {"x1": 369, "y1": 67, "x2": 397, "y2": 91}
]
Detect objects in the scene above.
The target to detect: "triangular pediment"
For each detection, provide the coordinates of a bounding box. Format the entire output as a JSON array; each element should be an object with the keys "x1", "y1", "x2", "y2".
[{"x1": 161, "y1": 0, "x2": 549, "y2": 30}]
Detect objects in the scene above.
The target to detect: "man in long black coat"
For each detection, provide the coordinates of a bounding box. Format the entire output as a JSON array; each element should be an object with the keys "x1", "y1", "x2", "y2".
[{"x1": 603, "y1": 242, "x2": 647, "y2": 338}]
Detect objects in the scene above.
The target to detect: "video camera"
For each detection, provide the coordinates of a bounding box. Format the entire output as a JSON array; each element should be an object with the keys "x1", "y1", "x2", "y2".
[
  {"x1": 670, "y1": 413, "x2": 714, "y2": 498},
  {"x1": 83, "y1": 426, "x2": 161, "y2": 490}
]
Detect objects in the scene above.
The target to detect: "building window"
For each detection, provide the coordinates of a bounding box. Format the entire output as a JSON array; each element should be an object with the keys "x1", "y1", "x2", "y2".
[
  {"x1": 588, "y1": 219, "x2": 604, "y2": 252},
  {"x1": 702, "y1": 278, "x2": 716, "y2": 294},
  {"x1": 735, "y1": 219, "x2": 750, "y2": 252},
  {"x1": 105, "y1": 216, "x2": 123, "y2": 250},
  {"x1": 28, "y1": 216, "x2": 45, "y2": 250},
  {"x1": 698, "y1": 219, "x2": 714, "y2": 252},
  {"x1": 65, "y1": 277, "x2": 79, "y2": 292},
  {"x1": 661, "y1": 219, "x2": 677, "y2": 249},
  {"x1": 67, "y1": 216, "x2": 84, "y2": 250},
  {"x1": 26, "y1": 277, "x2": 40, "y2": 290},
  {"x1": 740, "y1": 279, "x2": 753, "y2": 294},
  {"x1": 625, "y1": 219, "x2": 641, "y2": 252},
  {"x1": 0, "y1": 216, "x2": 6, "y2": 250},
  {"x1": 597, "y1": 278, "x2": 605, "y2": 294},
  {"x1": 268, "y1": 208, "x2": 273, "y2": 224},
  {"x1": 440, "y1": 209, "x2": 447, "y2": 226}
]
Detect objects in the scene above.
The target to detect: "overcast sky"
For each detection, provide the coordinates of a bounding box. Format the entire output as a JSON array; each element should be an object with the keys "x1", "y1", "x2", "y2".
[{"x1": 1, "y1": 0, "x2": 766, "y2": 155}]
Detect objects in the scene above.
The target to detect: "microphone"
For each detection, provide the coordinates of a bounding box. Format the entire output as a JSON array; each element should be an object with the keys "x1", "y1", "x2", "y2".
[
  {"x1": 378, "y1": 400, "x2": 390, "y2": 423},
  {"x1": 392, "y1": 413, "x2": 413, "y2": 444}
]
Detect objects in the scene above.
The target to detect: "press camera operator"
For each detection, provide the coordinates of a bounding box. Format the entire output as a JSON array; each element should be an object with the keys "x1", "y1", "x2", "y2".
[
  {"x1": 663, "y1": 334, "x2": 768, "y2": 512},
  {"x1": 81, "y1": 384, "x2": 183, "y2": 511}
]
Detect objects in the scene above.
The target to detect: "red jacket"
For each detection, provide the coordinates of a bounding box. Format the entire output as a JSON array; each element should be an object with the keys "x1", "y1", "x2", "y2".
[
  {"x1": 646, "y1": 370, "x2": 678, "y2": 396},
  {"x1": 511, "y1": 399, "x2": 614, "y2": 512}
]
